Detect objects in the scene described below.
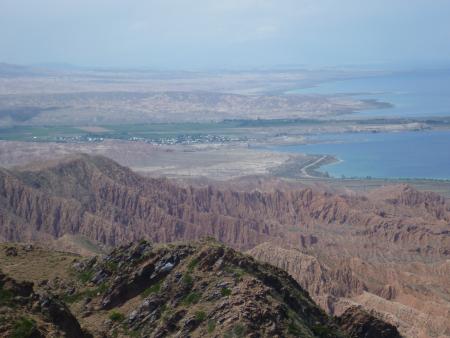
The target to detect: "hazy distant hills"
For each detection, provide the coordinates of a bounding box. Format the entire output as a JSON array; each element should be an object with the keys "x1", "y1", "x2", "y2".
[
  {"x1": 0, "y1": 62, "x2": 83, "y2": 77},
  {"x1": 0, "y1": 62, "x2": 49, "y2": 77}
]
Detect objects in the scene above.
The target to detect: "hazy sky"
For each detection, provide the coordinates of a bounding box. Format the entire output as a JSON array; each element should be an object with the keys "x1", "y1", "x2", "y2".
[{"x1": 1, "y1": 0, "x2": 450, "y2": 69}]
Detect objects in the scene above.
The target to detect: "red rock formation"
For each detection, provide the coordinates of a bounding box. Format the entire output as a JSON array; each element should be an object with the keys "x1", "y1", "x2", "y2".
[
  {"x1": 1, "y1": 155, "x2": 448, "y2": 254},
  {"x1": 0, "y1": 154, "x2": 449, "y2": 337}
]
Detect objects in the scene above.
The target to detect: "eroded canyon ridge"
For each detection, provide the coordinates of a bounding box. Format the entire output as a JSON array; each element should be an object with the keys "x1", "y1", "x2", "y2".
[{"x1": 1, "y1": 154, "x2": 449, "y2": 337}]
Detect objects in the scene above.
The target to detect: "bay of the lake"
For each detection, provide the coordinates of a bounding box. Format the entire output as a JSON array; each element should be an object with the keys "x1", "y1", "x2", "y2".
[{"x1": 272, "y1": 130, "x2": 450, "y2": 180}]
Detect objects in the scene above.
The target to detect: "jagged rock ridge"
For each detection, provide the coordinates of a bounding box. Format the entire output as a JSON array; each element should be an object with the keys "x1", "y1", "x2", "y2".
[
  {"x1": 69, "y1": 239, "x2": 349, "y2": 337},
  {"x1": 2, "y1": 240, "x2": 397, "y2": 337},
  {"x1": 0, "y1": 155, "x2": 448, "y2": 258}
]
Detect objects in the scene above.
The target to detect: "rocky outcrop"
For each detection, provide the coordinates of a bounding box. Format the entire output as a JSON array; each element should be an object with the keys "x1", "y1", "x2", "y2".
[
  {"x1": 0, "y1": 270, "x2": 90, "y2": 338},
  {"x1": 68, "y1": 239, "x2": 345, "y2": 337},
  {"x1": 336, "y1": 306, "x2": 402, "y2": 338}
]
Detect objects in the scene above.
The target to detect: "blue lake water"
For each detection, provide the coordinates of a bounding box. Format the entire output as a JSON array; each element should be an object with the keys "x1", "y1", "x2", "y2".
[
  {"x1": 278, "y1": 69, "x2": 450, "y2": 179},
  {"x1": 290, "y1": 69, "x2": 450, "y2": 118},
  {"x1": 273, "y1": 131, "x2": 450, "y2": 180}
]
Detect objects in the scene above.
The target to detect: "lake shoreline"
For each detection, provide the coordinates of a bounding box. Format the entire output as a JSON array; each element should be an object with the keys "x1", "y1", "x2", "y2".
[{"x1": 268, "y1": 129, "x2": 450, "y2": 181}]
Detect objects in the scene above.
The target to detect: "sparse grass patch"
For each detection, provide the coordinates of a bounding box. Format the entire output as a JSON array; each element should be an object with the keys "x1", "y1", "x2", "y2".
[
  {"x1": 207, "y1": 319, "x2": 216, "y2": 333},
  {"x1": 182, "y1": 273, "x2": 194, "y2": 288},
  {"x1": 312, "y1": 323, "x2": 335, "y2": 337},
  {"x1": 160, "y1": 305, "x2": 174, "y2": 322},
  {"x1": 141, "y1": 280, "x2": 162, "y2": 299},
  {"x1": 0, "y1": 288, "x2": 13, "y2": 306},
  {"x1": 97, "y1": 281, "x2": 109, "y2": 294},
  {"x1": 224, "y1": 323, "x2": 246, "y2": 338},
  {"x1": 105, "y1": 261, "x2": 118, "y2": 273},
  {"x1": 182, "y1": 291, "x2": 201, "y2": 305},
  {"x1": 223, "y1": 266, "x2": 246, "y2": 281},
  {"x1": 63, "y1": 282, "x2": 109, "y2": 304},
  {"x1": 187, "y1": 258, "x2": 199, "y2": 272},
  {"x1": 288, "y1": 321, "x2": 303, "y2": 336},
  {"x1": 233, "y1": 323, "x2": 246, "y2": 337},
  {"x1": 121, "y1": 326, "x2": 141, "y2": 338},
  {"x1": 77, "y1": 269, "x2": 94, "y2": 284},
  {"x1": 62, "y1": 291, "x2": 85, "y2": 304},
  {"x1": 109, "y1": 311, "x2": 125, "y2": 322},
  {"x1": 11, "y1": 317, "x2": 36, "y2": 338}
]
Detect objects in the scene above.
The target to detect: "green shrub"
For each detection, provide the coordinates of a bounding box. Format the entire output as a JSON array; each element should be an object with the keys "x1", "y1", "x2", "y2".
[
  {"x1": 194, "y1": 310, "x2": 206, "y2": 321},
  {"x1": 182, "y1": 291, "x2": 201, "y2": 305},
  {"x1": 109, "y1": 311, "x2": 125, "y2": 322},
  {"x1": 221, "y1": 287, "x2": 231, "y2": 297},
  {"x1": 11, "y1": 317, "x2": 36, "y2": 338}
]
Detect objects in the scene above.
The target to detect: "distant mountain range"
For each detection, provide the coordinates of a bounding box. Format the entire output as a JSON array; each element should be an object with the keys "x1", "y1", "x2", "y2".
[
  {"x1": 0, "y1": 62, "x2": 55, "y2": 77},
  {"x1": 0, "y1": 62, "x2": 87, "y2": 77}
]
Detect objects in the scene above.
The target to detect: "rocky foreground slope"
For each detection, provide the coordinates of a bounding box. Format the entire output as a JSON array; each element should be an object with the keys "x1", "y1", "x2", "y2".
[
  {"x1": 0, "y1": 155, "x2": 449, "y2": 337},
  {"x1": 0, "y1": 270, "x2": 90, "y2": 337},
  {"x1": 0, "y1": 240, "x2": 402, "y2": 337}
]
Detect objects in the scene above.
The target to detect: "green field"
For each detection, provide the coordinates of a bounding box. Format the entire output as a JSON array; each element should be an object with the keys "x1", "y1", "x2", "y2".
[
  {"x1": 0, "y1": 123, "x2": 235, "y2": 142},
  {"x1": 0, "y1": 119, "x2": 324, "y2": 143}
]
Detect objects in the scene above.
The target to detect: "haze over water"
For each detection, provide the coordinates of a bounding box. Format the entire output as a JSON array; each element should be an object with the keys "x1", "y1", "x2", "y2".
[{"x1": 292, "y1": 68, "x2": 450, "y2": 118}]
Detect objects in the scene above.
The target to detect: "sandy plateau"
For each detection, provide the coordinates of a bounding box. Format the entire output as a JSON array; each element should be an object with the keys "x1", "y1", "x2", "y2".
[{"x1": 0, "y1": 140, "x2": 297, "y2": 180}]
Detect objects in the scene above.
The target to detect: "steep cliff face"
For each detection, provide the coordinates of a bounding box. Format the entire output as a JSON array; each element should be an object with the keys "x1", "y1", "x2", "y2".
[
  {"x1": 247, "y1": 243, "x2": 367, "y2": 314},
  {"x1": 248, "y1": 242, "x2": 450, "y2": 338}
]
